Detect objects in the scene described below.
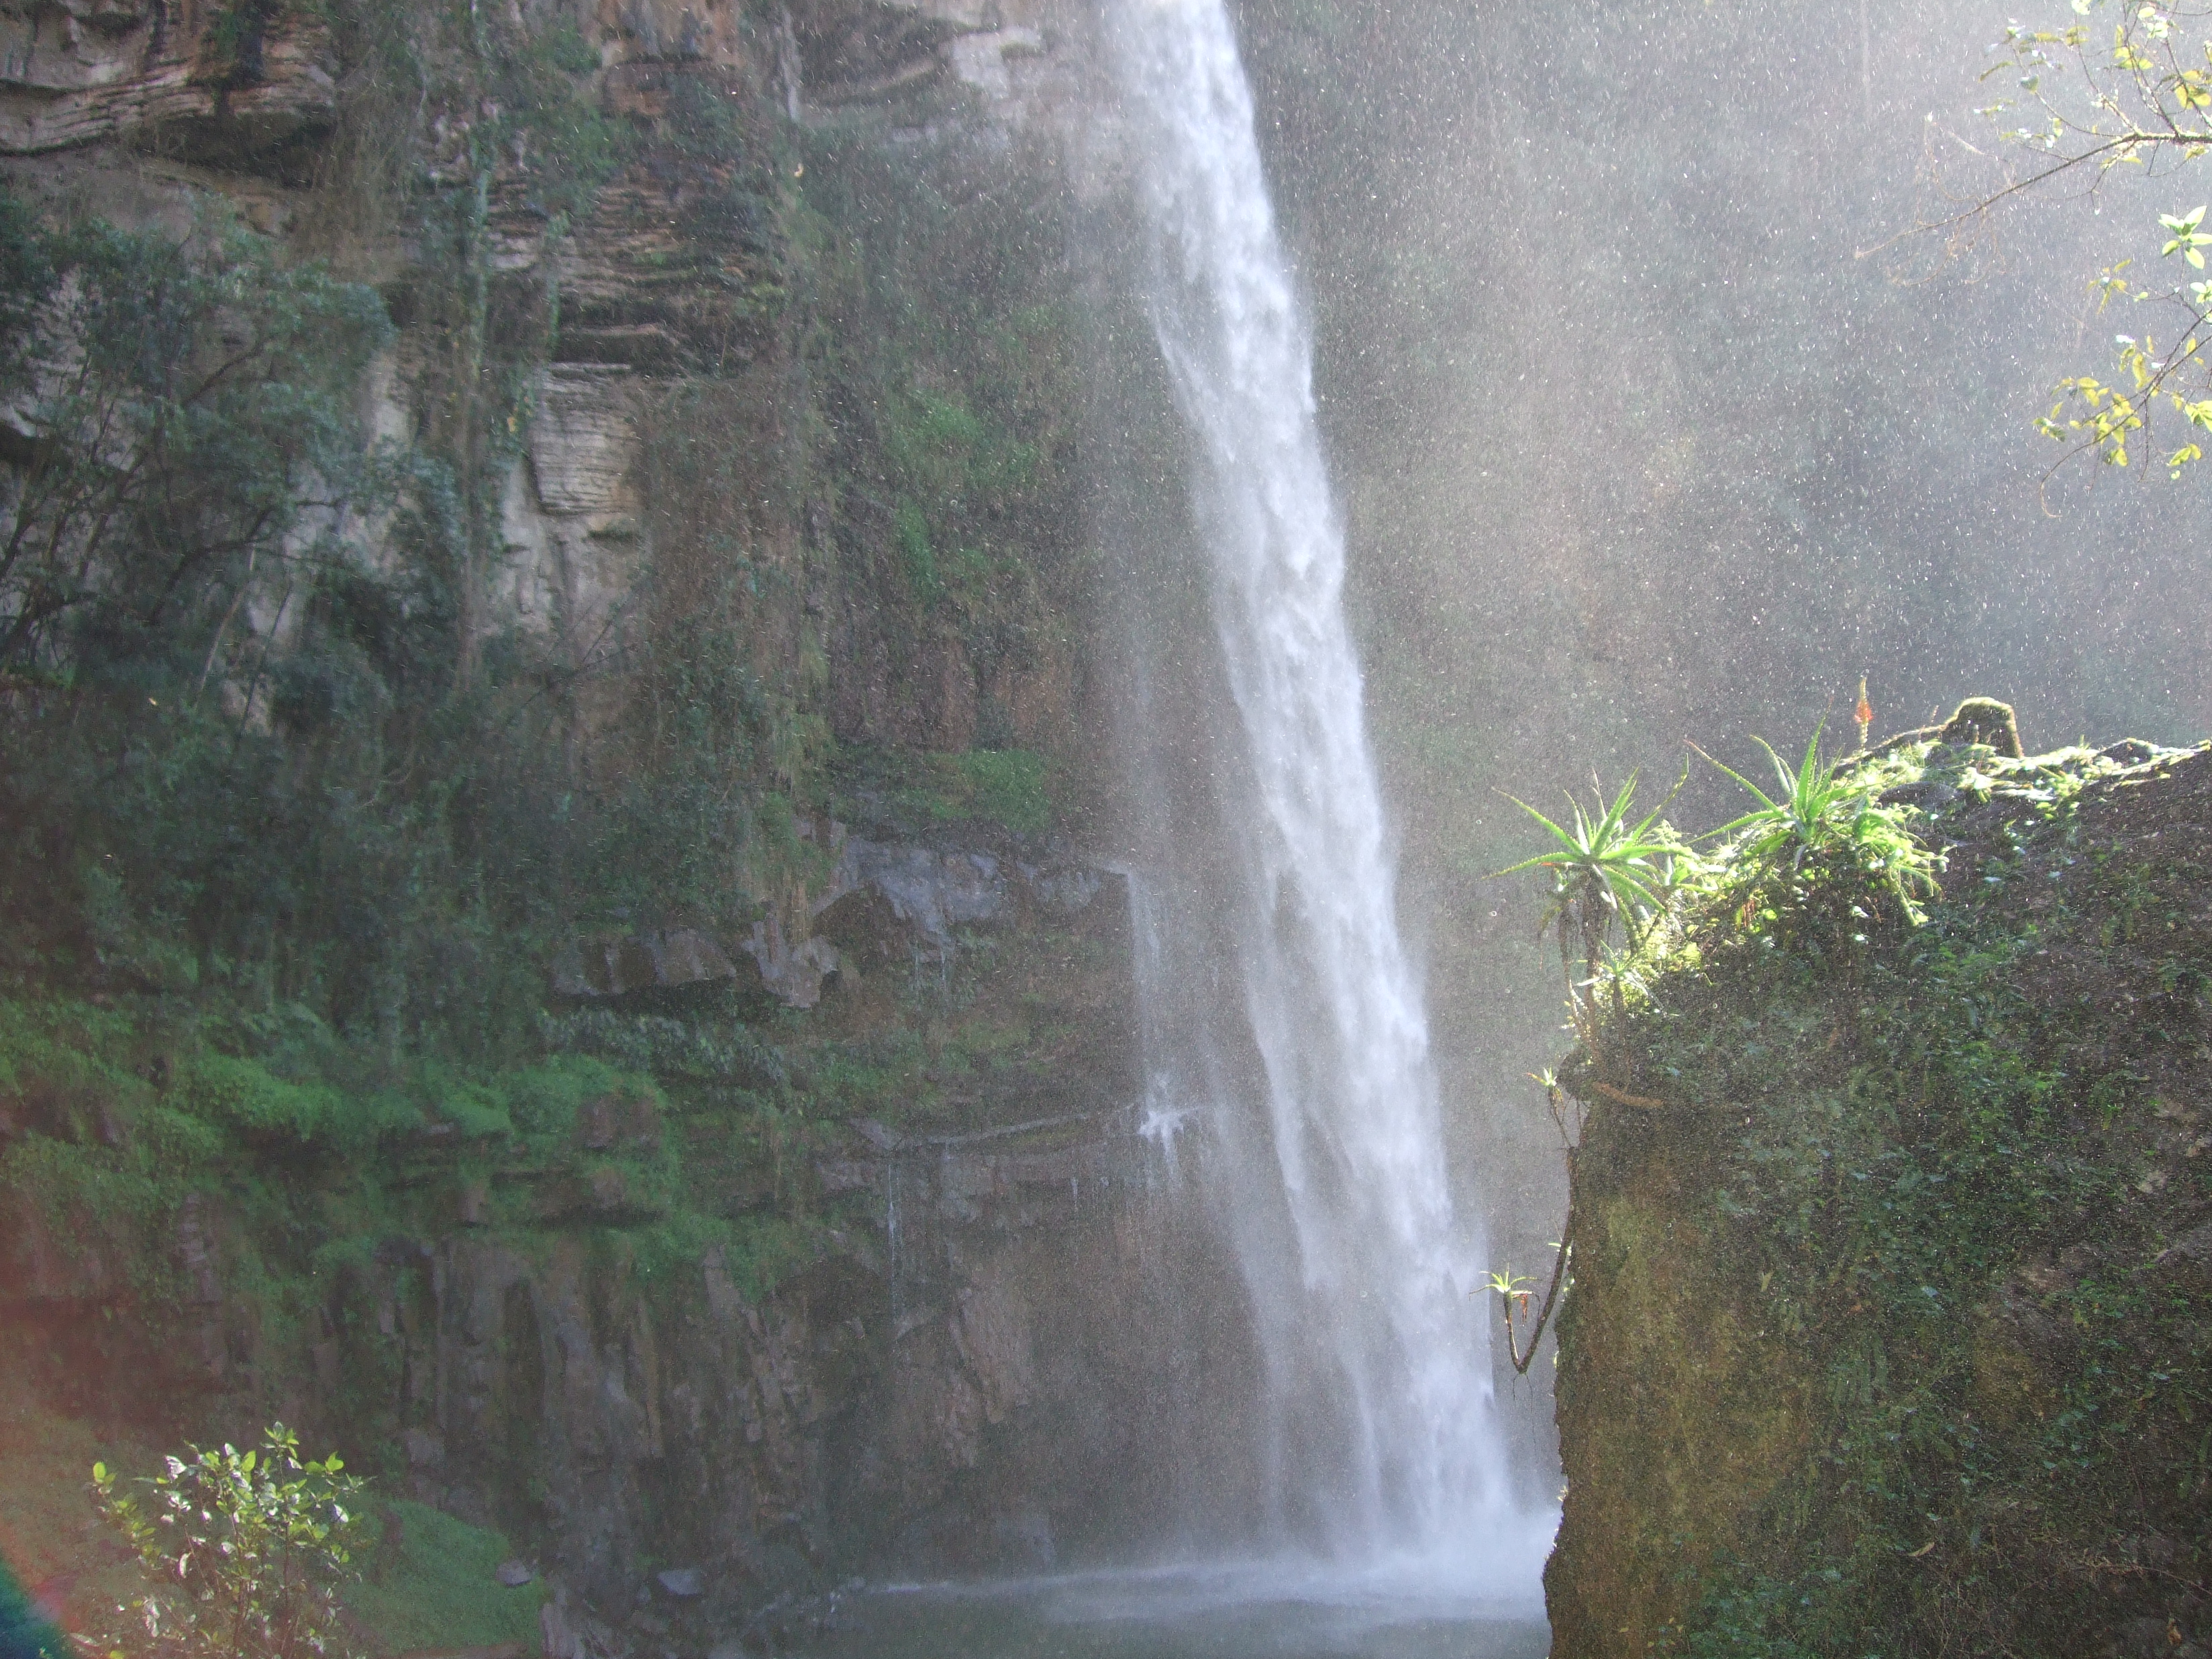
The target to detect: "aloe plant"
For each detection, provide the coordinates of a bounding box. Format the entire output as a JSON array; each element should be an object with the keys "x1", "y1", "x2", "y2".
[
  {"x1": 1695, "y1": 722, "x2": 1940, "y2": 922},
  {"x1": 1493, "y1": 772, "x2": 1688, "y2": 1056},
  {"x1": 1485, "y1": 783, "x2": 1682, "y2": 1376}
]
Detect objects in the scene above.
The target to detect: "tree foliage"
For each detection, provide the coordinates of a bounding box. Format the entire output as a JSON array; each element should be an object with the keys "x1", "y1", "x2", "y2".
[
  {"x1": 1933, "y1": 0, "x2": 2212, "y2": 477},
  {"x1": 0, "y1": 202, "x2": 388, "y2": 678}
]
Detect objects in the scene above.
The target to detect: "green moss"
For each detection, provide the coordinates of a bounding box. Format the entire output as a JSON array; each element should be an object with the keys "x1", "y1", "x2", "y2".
[
  {"x1": 348, "y1": 1500, "x2": 546, "y2": 1656},
  {"x1": 952, "y1": 750, "x2": 1054, "y2": 836},
  {"x1": 174, "y1": 1052, "x2": 362, "y2": 1147},
  {"x1": 1556, "y1": 741, "x2": 2212, "y2": 1657},
  {"x1": 832, "y1": 745, "x2": 1057, "y2": 837}
]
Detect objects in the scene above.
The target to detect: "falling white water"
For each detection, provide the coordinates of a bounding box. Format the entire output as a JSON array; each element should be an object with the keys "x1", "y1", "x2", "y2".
[{"x1": 1105, "y1": 0, "x2": 1550, "y2": 1582}]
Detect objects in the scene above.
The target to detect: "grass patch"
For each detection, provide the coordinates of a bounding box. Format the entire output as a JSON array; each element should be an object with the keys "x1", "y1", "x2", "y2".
[
  {"x1": 349, "y1": 1501, "x2": 546, "y2": 1656},
  {"x1": 830, "y1": 746, "x2": 1056, "y2": 838}
]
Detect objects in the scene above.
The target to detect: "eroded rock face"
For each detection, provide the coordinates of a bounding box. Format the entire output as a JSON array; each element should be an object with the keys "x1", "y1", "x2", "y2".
[
  {"x1": 530, "y1": 369, "x2": 641, "y2": 516},
  {"x1": 552, "y1": 832, "x2": 1118, "y2": 1009},
  {"x1": 818, "y1": 838, "x2": 1011, "y2": 956},
  {"x1": 367, "y1": 1114, "x2": 1253, "y2": 1621},
  {"x1": 0, "y1": 0, "x2": 338, "y2": 170}
]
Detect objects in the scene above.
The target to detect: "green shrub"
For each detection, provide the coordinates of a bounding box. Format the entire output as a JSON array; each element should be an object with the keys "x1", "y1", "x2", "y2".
[
  {"x1": 1696, "y1": 724, "x2": 1941, "y2": 926},
  {"x1": 93, "y1": 1424, "x2": 365, "y2": 1659},
  {"x1": 174, "y1": 1054, "x2": 350, "y2": 1146},
  {"x1": 0, "y1": 999, "x2": 149, "y2": 1122},
  {"x1": 501, "y1": 1057, "x2": 627, "y2": 1140}
]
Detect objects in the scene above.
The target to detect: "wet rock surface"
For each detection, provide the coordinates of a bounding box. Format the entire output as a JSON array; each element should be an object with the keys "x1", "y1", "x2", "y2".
[
  {"x1": 362, "y1": 1113, "x2": 1253, "y2": 1644},
  {"x1": 553, "y1": 830, "x2": 1121, "y2": 1010}
]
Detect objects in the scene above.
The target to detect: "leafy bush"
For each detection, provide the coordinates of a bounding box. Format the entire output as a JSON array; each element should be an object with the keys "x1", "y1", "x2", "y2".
[
  {"x1": 92, "y1": 1425, "x2": 364, "y2": 1659},
  {"x1": 1495, "y1": 770, "x2": 1690, "y2": 1065},
  {"x1": 0, "y1": 998, "x2": 149, "y2": 1124},
  {"x1": 173, "y1": 1055, "x2": 353, "y2": 1148}
]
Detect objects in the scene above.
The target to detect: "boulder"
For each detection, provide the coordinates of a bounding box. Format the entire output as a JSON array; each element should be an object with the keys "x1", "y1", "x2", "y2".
[{"x1": 812, "y1": 837, "x2": 1010, "y2": 960}]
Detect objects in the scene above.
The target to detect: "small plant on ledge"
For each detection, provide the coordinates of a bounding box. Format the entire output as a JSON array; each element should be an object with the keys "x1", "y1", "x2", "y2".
[
  {"x1": 1484, "y1": 775, "x2": 1693, "y2": 1369},
  {"x1": 1493, "y1": 769, "x2": 1693, "y2": 1085},
  {"x1": 1692, "y1": 719, "x2": 1943, "y2": 936}
]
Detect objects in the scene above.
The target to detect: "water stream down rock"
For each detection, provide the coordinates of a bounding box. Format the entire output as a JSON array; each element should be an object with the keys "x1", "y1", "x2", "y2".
[{"x1": 1107, "y1": 0, "x2": 1549, "y2": 1578}]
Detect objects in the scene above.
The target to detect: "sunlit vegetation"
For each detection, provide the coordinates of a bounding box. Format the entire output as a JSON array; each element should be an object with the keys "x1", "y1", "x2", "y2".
[
  {"x1": 1695, "y1": 725, "x2": 1944, "y2": 929},
  {"x1": 92, "y1": 1426, "x2": 364, "y2": 1659},
  {"x1": 1497, "y1": 774, "x2": 1687, "y2": 1063},
  {"x1": 1951, "y1": 0, "x2": 2212, "y2": 476}
]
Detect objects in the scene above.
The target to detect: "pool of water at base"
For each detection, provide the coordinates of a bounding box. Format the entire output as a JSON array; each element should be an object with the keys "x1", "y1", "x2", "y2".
[{"x1": 790, "y1": 1563, "x2": 1550, "y2": 1659}]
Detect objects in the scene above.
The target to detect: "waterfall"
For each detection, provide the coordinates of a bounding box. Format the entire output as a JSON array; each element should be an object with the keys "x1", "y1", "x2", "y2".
[{"x1": 1104, "y1": 0, "x2": 1541, "y2": 1574}]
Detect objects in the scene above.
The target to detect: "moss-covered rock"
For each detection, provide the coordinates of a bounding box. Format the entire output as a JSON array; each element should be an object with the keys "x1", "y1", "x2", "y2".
[{"x1": 1548, "y1": 727, "x2": 2212, "y2": 1659}]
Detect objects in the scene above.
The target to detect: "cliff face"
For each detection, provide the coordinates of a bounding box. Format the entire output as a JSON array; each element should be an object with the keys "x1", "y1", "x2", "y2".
[
  {"x1": 0, "y1": 0, "x2": 1242, "y2": 1647},
  {"x1": 1546, "y1": 733, "x2": 2212, "y2": 1659},
  {"x1": 1, "y1": 829, "x2": 1272, "y2": 1650},
  {"x1": 2, "y1": 0, "x2": 1109, "y2": 783}
]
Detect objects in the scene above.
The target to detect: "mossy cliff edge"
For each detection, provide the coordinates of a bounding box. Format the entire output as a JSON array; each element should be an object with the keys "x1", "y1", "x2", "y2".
[{"x1": 1546, "y1": 721, "x2": 2212, "y2": 1658}]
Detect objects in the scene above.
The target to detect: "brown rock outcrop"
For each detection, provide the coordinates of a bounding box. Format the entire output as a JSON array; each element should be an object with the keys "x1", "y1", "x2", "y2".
[{"x1": 0, "y1": 0, "x2": 337, "y2": 171}]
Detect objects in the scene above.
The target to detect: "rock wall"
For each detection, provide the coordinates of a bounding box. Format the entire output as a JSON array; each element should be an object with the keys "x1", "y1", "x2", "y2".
[
  {"x1": 0, "y1": 0, "x2": 1242, "y2": 1646},
  {"x1": 405, "y1": 1113, "x2": 1249, "y2": 1629},
  {"x1": 1545, "y1": 734, "x2": 2212, "y2": 1658},
  {"x1": 1, "y1": 846, "x2": 1266, "y2": 1653}
]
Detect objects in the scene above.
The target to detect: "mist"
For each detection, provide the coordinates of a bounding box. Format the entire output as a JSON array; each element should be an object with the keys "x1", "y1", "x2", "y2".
[{"x1": 1215, "y1": 0, "x2": 2211, "y2": 1391}]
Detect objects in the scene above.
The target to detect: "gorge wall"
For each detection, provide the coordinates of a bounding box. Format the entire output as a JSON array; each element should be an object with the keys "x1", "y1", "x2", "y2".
[{"x1": 0, "y1": 0, "x2": 1276, "y2": 1648}]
